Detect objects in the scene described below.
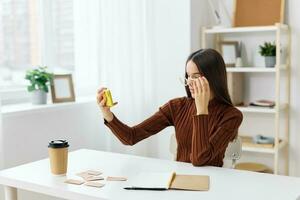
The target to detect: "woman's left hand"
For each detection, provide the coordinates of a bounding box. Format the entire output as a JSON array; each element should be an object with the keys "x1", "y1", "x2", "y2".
[{"x1": 193, "y1": 76, "x2": 210, "y2": 115}]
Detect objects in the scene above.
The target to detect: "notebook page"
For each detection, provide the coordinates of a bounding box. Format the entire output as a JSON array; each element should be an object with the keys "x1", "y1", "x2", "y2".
[{"x1": 129, "y1": 172, "x2": 175, "y2": 189}]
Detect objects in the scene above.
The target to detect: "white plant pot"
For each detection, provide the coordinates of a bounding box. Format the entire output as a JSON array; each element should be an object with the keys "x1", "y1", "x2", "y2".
[
  {"x1": 235, "y1": 57, "x2": 243, "y2": 67},
  {"x1": 265, "y1": 56, "x2": 276, "y2": 68},
  {"x1": 31, "y1": 90, "x2": 47, "y2": 105}
]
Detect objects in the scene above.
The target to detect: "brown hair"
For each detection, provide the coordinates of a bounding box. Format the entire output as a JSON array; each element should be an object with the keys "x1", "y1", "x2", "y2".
[{"x1": 185, "y1": 49, "x2": 233, "y2": 106}]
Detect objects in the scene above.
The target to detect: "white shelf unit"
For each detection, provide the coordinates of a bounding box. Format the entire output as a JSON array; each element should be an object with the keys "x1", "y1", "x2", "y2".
[
  {"x1": 236, "y1": 103, "x2": 287, "y2": 114},
  {"x1": 203, "y1": 24, "x2": 288, "y2": 34},
  {"x1": 226, "y1": 65, "x2": 286, "y2": 73},
  {"x1": 202, "y1": 24, "x2": 291, "y2": 175}
]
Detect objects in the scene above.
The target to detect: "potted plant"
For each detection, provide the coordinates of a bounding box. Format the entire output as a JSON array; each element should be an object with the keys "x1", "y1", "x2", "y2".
[
  {"x1": 259, "y1": 42, "x2": 276, "y2": 67},
  {"x1": 25, "y1": 66, "x2": 53, "y2": 105}
]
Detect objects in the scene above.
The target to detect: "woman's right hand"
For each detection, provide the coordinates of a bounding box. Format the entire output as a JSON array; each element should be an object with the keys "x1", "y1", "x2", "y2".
[{"x1": 96, "y1": 87, "x2": 116, "y2": 122}]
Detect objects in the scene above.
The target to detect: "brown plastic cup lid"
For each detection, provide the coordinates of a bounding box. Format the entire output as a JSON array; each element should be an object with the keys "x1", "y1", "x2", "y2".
[{"x1": 48, "y1": 140, "x2": 69, "y2": 148}]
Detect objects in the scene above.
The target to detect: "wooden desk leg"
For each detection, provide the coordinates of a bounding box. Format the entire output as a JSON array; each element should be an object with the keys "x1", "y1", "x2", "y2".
[{"x1": 4, "y1": 186, "x2": 17, "y2": 200}]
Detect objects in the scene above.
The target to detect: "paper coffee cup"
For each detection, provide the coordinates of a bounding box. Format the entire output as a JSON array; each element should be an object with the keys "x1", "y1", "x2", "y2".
[{"x1": 48, "y1": 140, "x2": 69, "y2": 175}]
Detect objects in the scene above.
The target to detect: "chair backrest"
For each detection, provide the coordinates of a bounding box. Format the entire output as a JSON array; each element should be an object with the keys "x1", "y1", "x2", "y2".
[
  {"x1": 224, "y1": 136, "x2": 242, "y2": 168},
  {"x1": 169, "y1": 133, "x2": 177, "y2": 160},
  {"x1": 169, "y1": 133, "x2": 242, "y2": 168}
]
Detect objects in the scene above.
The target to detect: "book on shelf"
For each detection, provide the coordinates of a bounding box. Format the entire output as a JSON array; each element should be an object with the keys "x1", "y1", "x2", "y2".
[{"x1": 241, "y1": 136, "x2": 282, "y2": 149}]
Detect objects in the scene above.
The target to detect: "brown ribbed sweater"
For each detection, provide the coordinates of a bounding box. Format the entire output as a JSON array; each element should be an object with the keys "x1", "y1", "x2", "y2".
[{"x1": 104, "y1": 97, "x2": 243, "y2": 167}]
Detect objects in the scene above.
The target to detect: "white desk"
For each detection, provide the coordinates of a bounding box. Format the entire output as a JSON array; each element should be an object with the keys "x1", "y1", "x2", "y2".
[{"x1": 0, "y1": 149, "x2": 299, "y2": 200}]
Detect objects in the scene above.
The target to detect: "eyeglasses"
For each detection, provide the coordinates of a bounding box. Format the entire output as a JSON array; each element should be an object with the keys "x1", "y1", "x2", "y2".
[{"x1": 179, "y1": 73, "x2": 202, "y2": 86}]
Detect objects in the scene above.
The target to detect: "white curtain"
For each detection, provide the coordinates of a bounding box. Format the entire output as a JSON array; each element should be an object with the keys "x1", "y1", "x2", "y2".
[
  {"x1": 73, "y1": 0, "x2": 156, "y2": 156},
  {"x1": 73, "y1": 0, "x2": 100, "y2": 96},
  {"x1": 0, "y1": 94, "x2": 3, "y2": 169},
  {"x1": 98, "y1": 0, "x2": 156, "y2": 156},
  {"x1": 106, "y1": 0, "x2": 156, "y2": 156}
]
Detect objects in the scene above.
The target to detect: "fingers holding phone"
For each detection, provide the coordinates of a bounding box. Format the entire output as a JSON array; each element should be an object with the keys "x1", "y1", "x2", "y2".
[{"x1": 96, "y1": 87, "x2": 117, "y2": 122}]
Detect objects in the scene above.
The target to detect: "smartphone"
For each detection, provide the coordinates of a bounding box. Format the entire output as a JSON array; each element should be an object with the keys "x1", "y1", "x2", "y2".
[{"x1": 104, "y1": 89, "x2": 114, "y2": 107}]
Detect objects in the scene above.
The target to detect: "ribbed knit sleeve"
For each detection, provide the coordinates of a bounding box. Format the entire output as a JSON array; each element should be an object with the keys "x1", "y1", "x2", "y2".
[
  {"x1": 104, "y1": 99, "x2": 178, "y2": 145},
  {"x1": 190, "y1": 108, "x2": 243, "y2": 166},
  {"x1": 103, "y1": 96, "x2": 243, "y2": 167}
]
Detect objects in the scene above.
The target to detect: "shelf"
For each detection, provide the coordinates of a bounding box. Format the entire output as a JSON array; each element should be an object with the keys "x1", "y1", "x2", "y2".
[
  {"x1": 226, "y1": 65, "x2": 287, "y2": 73},
  {"x1": 241, "y1": 136, "x2": 287, "y2": 154},
  {"x1": 202, "y1": 23, "x2": 290, "y2": 175},
  {"x1": 204, "y1": 24, "x2": 288, "y2": 34},
  {"x1": 236, "y1": 104, "x2": 287, "y2": 114}
]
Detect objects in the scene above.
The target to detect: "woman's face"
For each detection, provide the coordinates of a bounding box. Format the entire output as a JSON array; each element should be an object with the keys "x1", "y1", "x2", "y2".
[{"x1": 186, "y1": 60, "x2": 202, "y2": 98}]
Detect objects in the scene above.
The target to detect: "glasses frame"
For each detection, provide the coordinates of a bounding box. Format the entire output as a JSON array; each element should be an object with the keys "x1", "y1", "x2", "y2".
[{"x1": 179, "y1": 73, "x2": 203, "y2": 86}]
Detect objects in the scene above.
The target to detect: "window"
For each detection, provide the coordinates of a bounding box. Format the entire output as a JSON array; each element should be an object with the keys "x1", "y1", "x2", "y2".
[
  {"x1": 0, "y1": 0, "x2": 39, "y2": 90},
  {"x1": 52, "y1": 0, "x2": 74, "y2": 72},
  {"x1": 0, "y1": 0, "x2": 74, "y2": 103}
]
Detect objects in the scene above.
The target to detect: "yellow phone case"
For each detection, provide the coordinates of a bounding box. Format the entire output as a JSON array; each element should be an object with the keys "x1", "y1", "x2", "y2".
[{"x1": 104, "y1": 89, "x2": 114, "y2": 107}]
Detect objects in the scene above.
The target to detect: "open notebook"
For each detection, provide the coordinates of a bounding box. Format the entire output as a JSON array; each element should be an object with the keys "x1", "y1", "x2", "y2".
[{"x1": 124, "y1": 172, "x2": 209, "y2": 191}]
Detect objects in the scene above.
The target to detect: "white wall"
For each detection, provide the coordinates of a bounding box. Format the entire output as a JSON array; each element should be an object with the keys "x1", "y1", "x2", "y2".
[
  {"x1": 2, "y1": 102, "x2": 104, "y2": 169},
  {"x1": 145, "y1": 0, "x2": 192, "y2": 159},
  {"x1": 190, "y1": 0, "x2": 213, "y2": 52},
  {"x1": 146, "y1": 0, "x2": 214, "y2": 160}
]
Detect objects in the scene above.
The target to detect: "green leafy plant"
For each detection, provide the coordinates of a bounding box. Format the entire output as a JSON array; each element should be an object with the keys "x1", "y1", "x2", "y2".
[
  {"x1": 259, "y1": 42, "x2": 276, "y2": 57},
  {"x1": 25, "y1": 66, "x2": 53, "y2": 93}
]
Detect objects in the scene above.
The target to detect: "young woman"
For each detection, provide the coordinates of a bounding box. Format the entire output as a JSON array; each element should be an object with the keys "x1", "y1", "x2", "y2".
[{"x1": 97, "y1": 49, "x2": 243, "y2": 167}]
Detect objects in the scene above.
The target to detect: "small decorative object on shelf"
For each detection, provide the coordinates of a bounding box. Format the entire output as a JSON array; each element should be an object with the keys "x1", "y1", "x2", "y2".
[
  {"x1": 50, "y1": 74, "x2": 75, "y2": 103},
  {"x1": 249, "y1": 99, "x2": 275, "y2": 108},
  {"x1": 208, "y1": 0, "x2": 232, "y2": 29},
  {"x1": 233, "y1": 0, "x2": 284, "y2": 27},
  {"x1": 259, "y1": 42, "x2": 276, "y2": 68},
  {"x1": 218, "y1": 41, "x2": 239, "y2": 67},
  {"x1": 235, "y1": 41, "x2": 243, "y2": 67},
  {"x1": 235, "y1": 162, "x2": 272, "y2": 174},
  {"x1": 241, "y1": 135, "x2": 282, "y2": 149},
  {"x1": 253, "y1": 135, "x2": 275, "y2": 144},
  {"x1": 25, "y1": 66, "x2": 53, "y2": 105}
]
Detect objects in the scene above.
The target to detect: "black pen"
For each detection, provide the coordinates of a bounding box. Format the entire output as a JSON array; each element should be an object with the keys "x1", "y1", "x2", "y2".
[{"x1": 124, "y1": 187, "x2": 167, "y2": 191}]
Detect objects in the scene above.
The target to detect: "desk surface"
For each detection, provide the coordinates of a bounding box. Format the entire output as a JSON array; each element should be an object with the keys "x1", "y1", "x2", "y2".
[{"x1": 0, "y1": 149, "x2": 299, "y2": 200}]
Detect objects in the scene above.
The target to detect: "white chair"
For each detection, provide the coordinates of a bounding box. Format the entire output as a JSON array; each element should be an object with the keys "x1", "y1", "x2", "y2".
[
  {"x1": 224, "y1": 136, "x2": 242, "y2": 168},
  {"x1": 169, "y1": 133, "x2": 242, "y2": 168},
  {"x1": 169, "y1": 133, "x2": 177, "y2": 160}
]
